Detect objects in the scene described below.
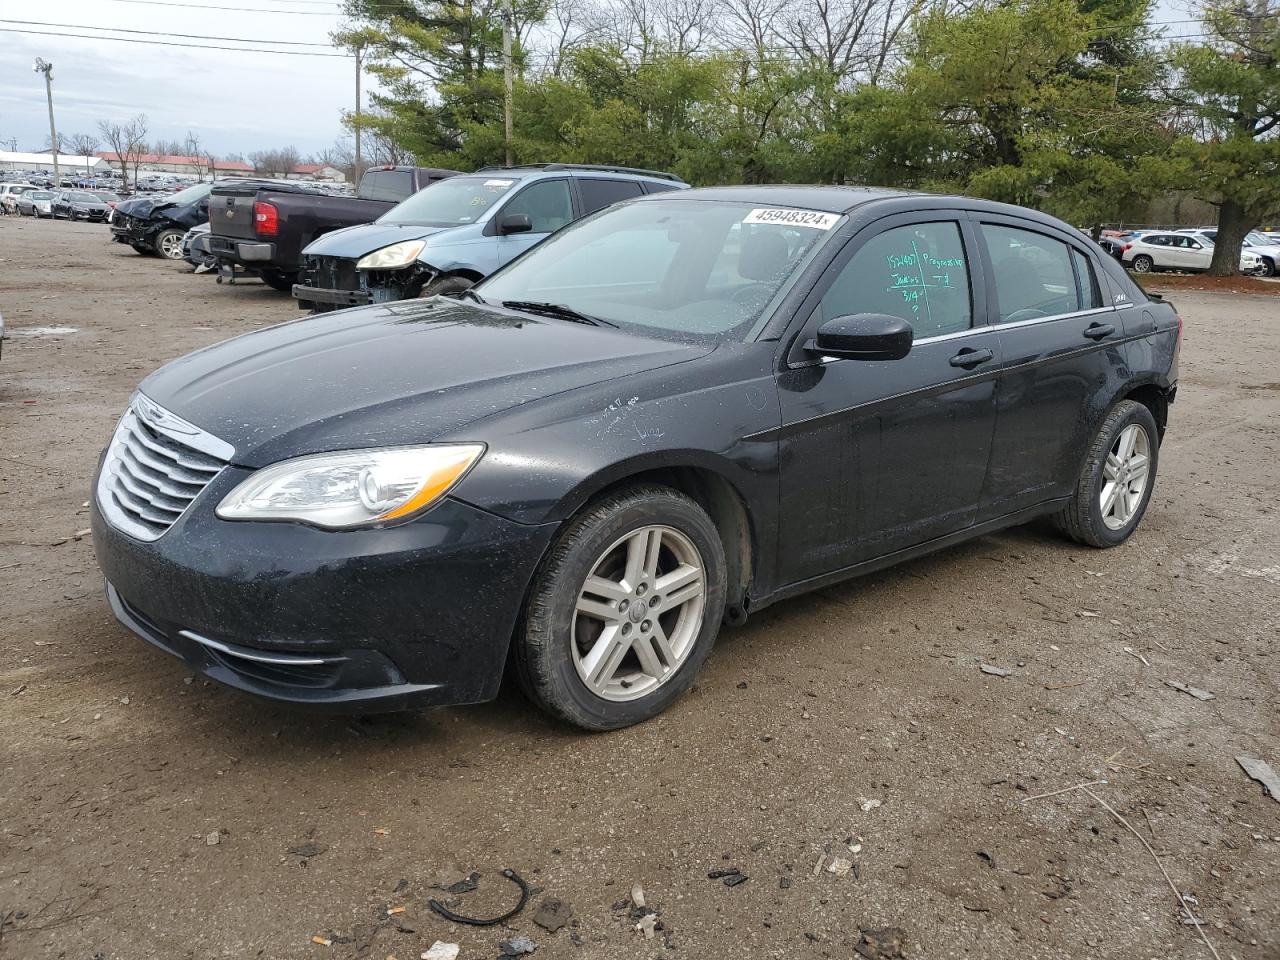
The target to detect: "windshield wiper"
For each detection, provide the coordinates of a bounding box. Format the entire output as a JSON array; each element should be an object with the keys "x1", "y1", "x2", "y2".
[
  {"x1": 500, "y1": 300, "x2": 617, "y2": 327},
  {"x1": 458, "y1": 288, "x2": 486, "y2": 304}
]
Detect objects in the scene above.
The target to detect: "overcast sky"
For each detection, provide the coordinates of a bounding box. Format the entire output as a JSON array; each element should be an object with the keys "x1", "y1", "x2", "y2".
[
  {"x1": 0, "y1": 0, "x2": 359, "y2": 158},
  {"x1": 1, "y1": 0, "x2": 1196, "y2": 161}
]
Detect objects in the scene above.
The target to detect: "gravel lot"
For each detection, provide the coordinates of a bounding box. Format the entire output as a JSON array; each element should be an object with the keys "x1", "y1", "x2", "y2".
[{"x1": 1, "y1": 216, "x2": 1277, "y2": 960}]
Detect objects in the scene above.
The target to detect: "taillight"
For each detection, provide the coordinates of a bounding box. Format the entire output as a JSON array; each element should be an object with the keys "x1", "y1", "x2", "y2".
[
  {"x1": 1121, "y1": 243, "x2": 1132, "y2": 253},
  {"x1": 253, "y1": 200, "x2": 278, "y2": 237}
]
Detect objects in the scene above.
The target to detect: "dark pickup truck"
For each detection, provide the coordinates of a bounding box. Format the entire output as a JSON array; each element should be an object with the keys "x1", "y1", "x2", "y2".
[{"x1": 206, "y1": 166, "x2": 460, "y2": 290}]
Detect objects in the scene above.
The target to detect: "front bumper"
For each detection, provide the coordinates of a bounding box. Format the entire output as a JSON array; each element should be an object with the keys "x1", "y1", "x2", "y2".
[
  {"x1": 292, "y1": 283, "x2": 373, "y2": 307},
  {"x1": 92, "y1": 478, "x2": 558, "y2": 712}
]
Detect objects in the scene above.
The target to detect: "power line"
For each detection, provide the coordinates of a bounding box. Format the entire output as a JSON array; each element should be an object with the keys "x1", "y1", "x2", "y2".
[
  {"x1": 0, "y1": 26, "x2": 352, "y2": 56},
  {"x1": 94, "y1": 0, "x2": 345, "y2": 15},
  {"x1": 0, "y1": 18, "x2": 336, "y2": 45}
]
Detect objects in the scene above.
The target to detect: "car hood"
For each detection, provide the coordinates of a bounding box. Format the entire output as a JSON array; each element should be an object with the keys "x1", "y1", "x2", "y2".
[
  {"x1": 140, "y1": 298, "x2": 713, "y2": 467},
  {"x1": 303, "y1": 222, "x2": 455, "y2": 260},
  {"x1": 115, "y1": 196, "x2": 163, "y2": 217}
]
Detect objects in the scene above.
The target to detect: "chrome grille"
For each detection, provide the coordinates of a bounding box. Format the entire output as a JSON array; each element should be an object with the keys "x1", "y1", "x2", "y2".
[{"x1": 97, "y1": 396, "x2": 233, "y2": 541}]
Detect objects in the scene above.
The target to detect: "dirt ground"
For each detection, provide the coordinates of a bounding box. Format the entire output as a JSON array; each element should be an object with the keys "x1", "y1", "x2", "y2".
[{"x1": 1, "y1": 217, "x2": 1277, "y2": 960}]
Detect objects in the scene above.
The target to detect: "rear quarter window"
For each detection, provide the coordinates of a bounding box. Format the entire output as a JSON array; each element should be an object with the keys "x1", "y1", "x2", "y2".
[{"x1": 578, "y1": 178, "x2": 644, "y2": 214}]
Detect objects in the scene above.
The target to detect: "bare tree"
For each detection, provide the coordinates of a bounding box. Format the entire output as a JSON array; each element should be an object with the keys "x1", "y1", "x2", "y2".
[
  {"x1": 181, "y1": 131, "x2": 215, "y2": 178},
  {"x1": 68, "y1": 132, "x2": 100, "y2": 158},
  {"x1": 249, "y1": 146, "x2": 303, "y2": 177},
  {"x1": 97, "y1": 114, "x2": 149, "y2": 192}
]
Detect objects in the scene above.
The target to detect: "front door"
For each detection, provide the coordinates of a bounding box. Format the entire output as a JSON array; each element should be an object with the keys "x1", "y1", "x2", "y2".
[
  {"x1": 775, "y1": 214, "x2": 1000, "y2": 585},
  {"x1": 494, "y1": 178, "x2": 574, "y2": 266}
]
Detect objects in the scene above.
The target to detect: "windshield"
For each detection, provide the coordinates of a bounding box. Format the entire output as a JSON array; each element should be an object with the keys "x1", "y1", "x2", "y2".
[
  {"x1": 477, "y1": 199, "x2": 840, "y2": 342},
  {"x1": 381, "y1": 176, "x2": 518, "y2": 226},
  {"x1": 163, "y1": 183, "x2": 210, "y2": 206},
  {"x1": 30, "y1": 191, "x2": 52, "y2": 199},
  {"x1": 66, "y1": 191, "x2": 98, "y2": 202},
  {"x1": 1245, "y1": 232, "x2": 1269, "y2": 245},
  {"x1": 94, "y1": 192, "x2": 121, "y2": 202}
]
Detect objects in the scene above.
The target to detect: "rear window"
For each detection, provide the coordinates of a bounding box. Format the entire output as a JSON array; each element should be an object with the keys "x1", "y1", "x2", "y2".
[{"x1": 361, "y1": 170, "x2": 415, "y2": 202}]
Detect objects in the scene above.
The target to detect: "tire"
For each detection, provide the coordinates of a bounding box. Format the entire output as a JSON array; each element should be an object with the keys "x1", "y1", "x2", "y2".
[
  {"x1": 1052, "y1": 400, "x2": 1159, "y2": 548},
  {"x1": 1130, "y1": 255, "x2": 1154, "y2": 273},
  {"x1": 131, "y1": 243, "x2": 157, "y2": 256},
  {"x1": 1259, "y1": 257, "x2": 1276, "y2": 278},
  {"x1": 154, "y1": 228, "x2": 185, "y2": 260},
  {"x1": 259, "y1": 269, "x2": 297, "y2": 292},
  {"x1": 417, "y1": 274, "x2": 475, "y2": 299},
  {"x1": 514, "y1": 485, "x2": 728, "y2": 731}
]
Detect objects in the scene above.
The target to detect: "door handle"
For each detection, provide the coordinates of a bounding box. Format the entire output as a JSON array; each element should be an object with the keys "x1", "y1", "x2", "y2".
[
  {"x1": 1083, "y1": 322, "x2": 1115, "y2": 340},
  {"x1": 949, "y1": 347, "x2": 994, "y2": 368}
]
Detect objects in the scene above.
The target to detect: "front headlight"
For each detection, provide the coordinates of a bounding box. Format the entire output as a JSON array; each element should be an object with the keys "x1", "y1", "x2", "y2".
[
  {"x1": 356, "y1": 240, "x2": 427, "y2": 271},
  {"x1": 216, "y1": 444, "x2": 484, "y2": 529}
]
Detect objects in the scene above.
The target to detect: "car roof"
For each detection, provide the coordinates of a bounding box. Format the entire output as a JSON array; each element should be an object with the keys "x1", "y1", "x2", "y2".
[
  {"x1": 475, "y1": 164, "x2": 685, "y2": 184},
  {"x1": 640, "y1": 184, "x2": 918, "y2": 213}
]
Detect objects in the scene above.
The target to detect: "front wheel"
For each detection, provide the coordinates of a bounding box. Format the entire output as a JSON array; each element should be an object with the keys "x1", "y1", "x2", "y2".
[
  {"x1": 1130, "y1": 255, "x2": 1154, "y2": 273},
  {"x1": 1052, "y1": 400, "x2": 1159, "y2": 548},
  {"x1": 417, "y1": 274, "x2": 474, "y2": 299},
  {"x1": 154, "y1": 228, "x2": 185, "y2": 260},
  {"x1": 1259, "y1": 257, "x2": 1276, "y2": 278},
  {"x1": 514, "y1": 485, "x2": 727, "y2": 730}
]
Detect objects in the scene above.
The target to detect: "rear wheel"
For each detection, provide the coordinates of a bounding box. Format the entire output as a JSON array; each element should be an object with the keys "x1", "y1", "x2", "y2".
[
  {"x1": 1052, "y1": 400, "x2": 1159, "y2": 548},
  {"x1": 1130, "y1": 255, "x2": 1154, "y2": 273},
  {"x1": 259, "y1": 269, "x2": 297, "y2": 292},
  {"x1": 154, "y1": 228, "x2": 185, "y2": 260},
  {"x1": 131, "y1": 243, "x2": 156, "y2": 256},
  {"x1": 417, "y1": 274, "x2": 474, "y2": 299},
  {"x1": 514, "y1": 485, "x2": 727, "y2": 730}
]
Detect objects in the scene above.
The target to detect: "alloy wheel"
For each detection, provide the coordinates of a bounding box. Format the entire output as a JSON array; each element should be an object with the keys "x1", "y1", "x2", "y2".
[
  {"x1": 571, "y1": 524, "x2": 706, "y2": 702},
  {"x1": 1100, "y1": 423, "x2": 1151, "y2": 530},
  {"x1": 159, "y1": 234, "x2": 184, "y2": 259}
]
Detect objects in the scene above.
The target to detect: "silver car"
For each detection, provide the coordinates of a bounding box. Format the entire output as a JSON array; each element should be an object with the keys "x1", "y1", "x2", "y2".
[{"x1": 16, "y1": 189, "x2": 55, "y2": 218}]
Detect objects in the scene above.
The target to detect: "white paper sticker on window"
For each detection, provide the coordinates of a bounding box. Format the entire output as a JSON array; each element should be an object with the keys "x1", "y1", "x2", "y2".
[
  {"x1": 484, "y1": 179, "x2": 514, "y2": 187},
  {"x1": 742, "y1": 208, "x2": 839, "y2": 230}
]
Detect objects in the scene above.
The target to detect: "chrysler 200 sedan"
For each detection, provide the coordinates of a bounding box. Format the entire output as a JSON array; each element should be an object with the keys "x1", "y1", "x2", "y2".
[{"x1": 92, "y1": 186, "x2": 1180, "y2": 730}]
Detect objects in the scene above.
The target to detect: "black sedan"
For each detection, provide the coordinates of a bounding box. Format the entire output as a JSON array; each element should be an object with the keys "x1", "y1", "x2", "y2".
[
  {"x1": 92, "y1": 186, "x2": 1180, "y2": 730},
  {"x1": 52, "y1": 190, "x2": 111, "y2": 222}
]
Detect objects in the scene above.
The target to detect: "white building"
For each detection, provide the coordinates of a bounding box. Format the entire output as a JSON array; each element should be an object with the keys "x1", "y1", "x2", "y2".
[{"x1": 0, "y1": 151, "x2": 110, "y2": 176}]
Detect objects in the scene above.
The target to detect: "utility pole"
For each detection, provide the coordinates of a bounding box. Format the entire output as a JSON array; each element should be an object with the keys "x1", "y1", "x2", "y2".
[
  {"x1": 502, "y1": 0, "x2": 513, "y2": 166},
  {"x1": 33, "y1": 58, "x2": 59, "y2": 186},
  {"x1": 354, "y1": 44, "x2": 363, "y2": 173}
]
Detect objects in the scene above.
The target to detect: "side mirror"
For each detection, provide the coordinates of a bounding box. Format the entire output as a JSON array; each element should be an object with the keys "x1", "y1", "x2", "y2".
[
  {"x1": 810, "y1": 313, "x2": 913, "y2": 361},
  {"x1": 498, "y1": 213, "x2": 532, "y2": 235}
]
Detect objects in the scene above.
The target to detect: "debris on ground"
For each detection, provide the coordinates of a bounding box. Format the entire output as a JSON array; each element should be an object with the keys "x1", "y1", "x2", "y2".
[
  {"x1": 499, "y1": 935, "x2": 537, "y2": 955},
  {"x1": 630, "y1": 883, "x2": 645, "y2": 909},
  {"x1": 1236, "y1": 757, "x2": 1280, "y2": 802},
  {"x1": 635, "y1": 913, "x2": 658, "y2": 940},
  {"x1": 812, "y1": 854, "x2": 827, "y2": 876},
  {"x1": 373, "y1": 827, "x2": 391, "y2": 836},
  {"x1": 532, "y1": 897, "x2": 572, "y2": 932},
  {"x1": 1165, "y1": 681, "x2": 1216, "y2": 701},
  {"x1": 980, "y1": 663, "x2": 1013, "y2": 677},
  {"x1": 442, "y1": 872, "x2": 481, "y2": 895},
  {"x1": 854, "y1": 926, "x2": 907, "y2": 959},
  {"x1": 858, "y1": 797, "x2": 882, "y2": 812},
  {"x1": 287, "y1": 842, "x2": 327, "y2": 860},
  {"x1": 1122, "y1": 646, "x2": 1150, "y2": 666},
  {"x1": 429, "y1": 868, "x2": 529, "y2": 926},
  {"x1": 205, "y1": 831, "x2": 221, "y2": 846},
  {"x1": 707, "y1": 867, "x2": 748, "y2": 887},
  {"x1": 420, "y1": 944, "x2": 459, "y2": 960},
  {"x1": 826, "y1": 857, "x2": 853, "y2": 878},
  {"x1": 310, "y1": 935, "x2": 332, "y2": 946},
  {"x1": 977, "y1": 850, "x2": 996, "y2": 868}
]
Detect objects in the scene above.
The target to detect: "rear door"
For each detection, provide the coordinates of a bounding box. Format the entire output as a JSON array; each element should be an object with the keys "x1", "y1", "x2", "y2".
[
  {"x1": 973, "y1": 216, "x2": 1128, "y2": 519},
  {"x1": 574, "y1": 177, "x2": 644, "y2": 216},
  {"x1": 775, "y1": 213, "x2": 1000, "y2": 582}
]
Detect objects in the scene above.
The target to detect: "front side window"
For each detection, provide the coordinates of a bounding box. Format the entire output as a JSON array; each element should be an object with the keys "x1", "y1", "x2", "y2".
[
  {"x1": 981, "y1": 224, "x2": 1081, "y2": 323},
  {"x1": 477, "y1": 199, "x2": 839, "y2": 342},
  {"x1": 500, "y1": 180, "x2": 573, "y2": 233},
  {"x1": 820, "y1": 221, "x2": 972, "y2": 339}
]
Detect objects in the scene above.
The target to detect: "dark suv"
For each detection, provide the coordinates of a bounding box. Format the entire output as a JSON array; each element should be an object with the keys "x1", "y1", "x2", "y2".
[{"x1": 92, "y1": 186, "x2": 1179, "y2": 731}]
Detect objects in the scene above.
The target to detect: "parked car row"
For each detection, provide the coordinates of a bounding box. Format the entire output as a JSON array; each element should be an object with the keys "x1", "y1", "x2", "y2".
[{"x1": 1094, "y1": 226, "x2": 1277, "y2": 276}]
